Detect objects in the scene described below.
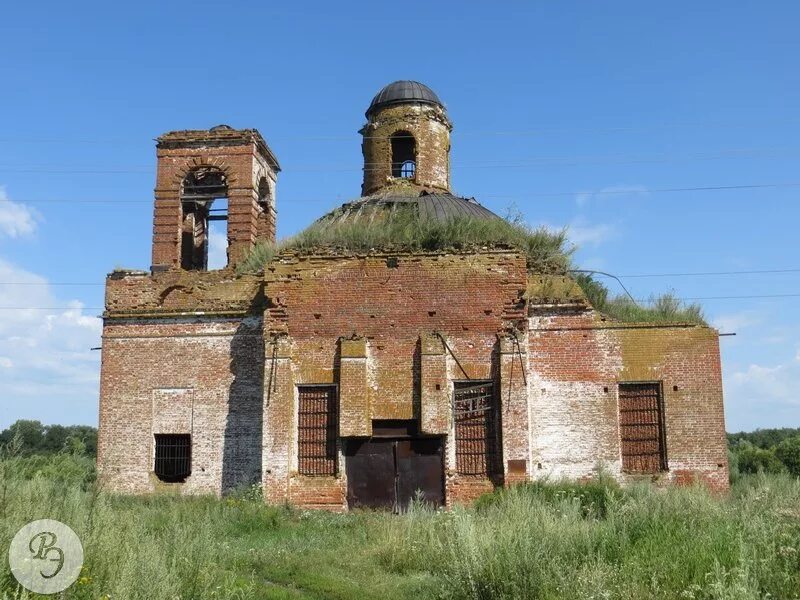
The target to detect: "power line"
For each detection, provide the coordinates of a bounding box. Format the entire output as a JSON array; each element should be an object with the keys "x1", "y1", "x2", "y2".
[
  {"x1": 617, "y1": 268, "x2": 800, "y2": 278},
  {"x1": 639, "y1": 293, "x2": 800, "y2": 302},
  {"x1": 8, "y1": 181, "x2": 800, "y2": 205},
  {"x1": 3, "y1": 145, "x2": 800, "y2": 175},
  {"x1": 4, "y1": 266, "x2": 800, "y2": 286},
  {"x1": 1, "y1": 117, "x2": 799, "y2": 145},
  {"x1": 2, "y1": 293, "x2": 800, "y2": 310}
]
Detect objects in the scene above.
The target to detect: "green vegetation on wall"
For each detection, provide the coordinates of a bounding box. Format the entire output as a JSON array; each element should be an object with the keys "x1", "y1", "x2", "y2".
[
  {"x1": 237, "y1": 209, "x2": 572, "y2": 275},
  {"x1": 572, "y1": 273, "x2": 707, "y2": 325},
  {"x1": 238, "y1": 208, "x2": 708, "y2": 325}
]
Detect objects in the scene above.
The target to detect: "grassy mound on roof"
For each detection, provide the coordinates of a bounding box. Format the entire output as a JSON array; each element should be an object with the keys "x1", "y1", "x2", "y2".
[
  {"x1": 573, "y1": 273, "x2": 707, "y2": 325},
  {"x1": 237, "y1": 209, "x2": 572, "y2": 274},
  {"x1": 237, "y1": 209, "x2": 707, "y2": 326}
]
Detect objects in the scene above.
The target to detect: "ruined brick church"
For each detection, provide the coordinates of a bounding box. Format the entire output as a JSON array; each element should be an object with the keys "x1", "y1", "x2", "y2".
[{"x1": 98, "y1": 81, "x2": 729, "y2": 509}]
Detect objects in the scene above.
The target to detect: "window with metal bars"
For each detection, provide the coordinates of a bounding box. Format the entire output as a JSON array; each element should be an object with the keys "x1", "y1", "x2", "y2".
[
  {"x1": 154, "y1": 434, "x2": 192, "y2": 482},
  {"x1": 618, "y1": 382, "x2": 668, "y2": 473},
  {"x1": 453, "y1": 381, "x2": 500, "y2": 476},
  {"x1": 297, "y1": 386, "x2": 338, "y2": 476}
]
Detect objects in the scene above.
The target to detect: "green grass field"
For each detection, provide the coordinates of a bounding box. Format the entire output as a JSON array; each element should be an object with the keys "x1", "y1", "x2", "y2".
[{"x1": 1, "y1": 454, "x2": 799, "y2": 600}]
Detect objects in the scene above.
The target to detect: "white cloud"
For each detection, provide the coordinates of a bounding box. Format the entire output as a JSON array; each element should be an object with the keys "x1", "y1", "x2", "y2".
[
  {"x1": 567, "y1": 220, "x2": 616, "y2": 247},
  {"x1": 725, "y1": 349, "x2": 800, "y2": 430},
  {"x1": 539, "y1": 217, "x2": 616, "y2": 250},
  {"x1": 0, "y1": 188, "x2": 40, "y2": 238},
  {"x1": 0, "y1": 257, "x2": 101, "y2": 429},
  {"x1": 712, "y1": 311, "x2": 762, "y2": 333},
  {"x1": 575, "y1": 184, "x2": 649, "y2": 207},
  {"x1": 207, "y1": 229, "x2": 228, "y2": 270}
]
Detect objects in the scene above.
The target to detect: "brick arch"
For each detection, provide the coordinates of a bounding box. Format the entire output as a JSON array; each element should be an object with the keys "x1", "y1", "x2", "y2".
[{"x1": 172, "y1": 158, "x2": 238, "y2": 189}]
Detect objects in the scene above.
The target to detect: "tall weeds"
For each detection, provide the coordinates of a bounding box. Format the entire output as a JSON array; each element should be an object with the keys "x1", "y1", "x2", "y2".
[{"x1": 1, "y1": 454, "x2": 798, "y2": 599}]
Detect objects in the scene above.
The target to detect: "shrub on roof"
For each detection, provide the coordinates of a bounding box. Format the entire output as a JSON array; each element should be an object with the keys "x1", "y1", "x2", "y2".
[
  {"x1": 573, "y1": 273, "x2": 706, "y2": 325},
  {"x1": 237, "y1": 209, "x2": 708, "y2": 326},
  {"x1": 237, "y1": 208, "x2": 572, "y2": 274}
]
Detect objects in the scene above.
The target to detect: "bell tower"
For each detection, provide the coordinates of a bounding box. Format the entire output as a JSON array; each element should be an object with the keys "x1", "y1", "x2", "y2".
[
  {"x1": 360, "y1": 81, "x2": 452, "y2": 196},
  {"x1": 150, "y1": 125, "x2": 280, "y2": 272}
]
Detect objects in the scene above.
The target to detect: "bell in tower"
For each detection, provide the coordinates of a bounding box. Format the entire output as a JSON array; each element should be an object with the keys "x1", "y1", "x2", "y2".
[{"x1": 360, "y1": 81, "x2": 452, "y2": 196}]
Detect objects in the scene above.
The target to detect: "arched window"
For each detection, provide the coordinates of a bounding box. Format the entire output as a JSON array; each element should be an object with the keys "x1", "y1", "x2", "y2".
[
  {"x1": 390, "y1": 131, "x2": 416, "y2": 179},
  {"x1": 180, "y1": 167, "x2": 228, "y2": 270},
  {"x1": 257, "y1": 176, "x2": 271, "y2": 210}
]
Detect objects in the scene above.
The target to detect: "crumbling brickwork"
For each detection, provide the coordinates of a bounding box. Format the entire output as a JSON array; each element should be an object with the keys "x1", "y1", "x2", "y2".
[
  {"x1": 98, "y1": 251, "x2": 729, "y2": 504},
  {"x1": 152, "y1": 127, "x2": 279, "y2": 271},
  {"x1": 360, "y1": 103, "x2": 452, "y2": 195},
  {"x1": 98, "y1": 80, "x2": 729, "y2": 507}
]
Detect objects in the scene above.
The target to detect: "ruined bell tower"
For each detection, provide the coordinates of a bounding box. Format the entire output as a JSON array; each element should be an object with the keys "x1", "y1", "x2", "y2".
[
  {"x1": 151, "y1": 125, "x2": 280, "y2": 272},
  {"x1": 360, "y1": 81, "x2": 452, "y2": 196}
]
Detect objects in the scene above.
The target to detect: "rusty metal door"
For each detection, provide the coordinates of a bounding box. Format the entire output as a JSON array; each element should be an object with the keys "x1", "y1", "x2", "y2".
[
  {"x1": 345, "y1": 439, "x2": 395, "y2": 509},
  {"x1": 345, "y1": 435, "x2": 443, "y2": 509},
  {"x1": 618, "y1": 382, "x2": 667, "y2": 473},
  {"x1": 396, "y1": 438, "x2": 444, "y2": 508}
]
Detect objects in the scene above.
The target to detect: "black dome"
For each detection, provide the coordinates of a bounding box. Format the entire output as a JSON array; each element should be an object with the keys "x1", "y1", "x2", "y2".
[{"x1": 367, "y1": 81, "x2": 443, "y2": 116}]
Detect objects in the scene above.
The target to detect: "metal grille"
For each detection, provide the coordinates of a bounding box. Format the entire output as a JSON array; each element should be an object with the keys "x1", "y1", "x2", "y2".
[
  {"x1": 618, "y1": 383, "x2": 667, "y2": 473},
  {"x1": 454, "y1": 381, "x2": 499, "y2": 476},
  {"x1": 298, "y1": 386, "x2": 338, "y2": 476},
  {"x1": 399, "y1": 160, "x2": 416, "y2": 178},
  {"x1": 154, "y1": 434, "x2": 191, "y2": 482}
]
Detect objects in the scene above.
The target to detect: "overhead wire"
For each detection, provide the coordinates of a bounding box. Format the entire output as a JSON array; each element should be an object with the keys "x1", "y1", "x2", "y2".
[
  {"x1": 3, "y1": 145, "x2": 800, "y2": 175},
  {"x1": 6, "y1": 181, "x2": 800, "y2": 205},
  {"x1": 1, "y1": 116, "x2": 800, "y2": 144}
]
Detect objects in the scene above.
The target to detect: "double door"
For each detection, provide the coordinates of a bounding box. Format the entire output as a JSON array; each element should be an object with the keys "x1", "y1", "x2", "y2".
[{"x1": 345, "y1": 436, "x2": 444, "y2": 509}]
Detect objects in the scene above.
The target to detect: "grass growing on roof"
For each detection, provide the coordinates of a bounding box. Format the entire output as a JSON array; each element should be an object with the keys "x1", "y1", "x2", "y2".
[
  {"x1": 574, "y1": 273, "x2": 707, "y2": 325},
  {"x1": 237, "y1": 207, "x2": 572, "y2": 274},
  {"x1": 237, "y1": 207, "x2": 708, "y2": 326}
]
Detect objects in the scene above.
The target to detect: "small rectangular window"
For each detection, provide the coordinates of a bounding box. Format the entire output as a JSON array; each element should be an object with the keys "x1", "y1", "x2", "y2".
[
  {"x1": 298, "y1": 386, "x2": 338, "y2": 476},
  {"x1": 154, "y1": 434, "x2": 191, "y2": 482},
  {"x1": 618, "y1": 382, "x2": 667, "y2": 473},
  {"x1": 454, "y1": 381, "x2": 500, "y2": 476}
]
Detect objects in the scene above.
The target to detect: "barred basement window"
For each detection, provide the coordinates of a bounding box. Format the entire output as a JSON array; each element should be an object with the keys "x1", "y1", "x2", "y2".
[
  {"x1": 454, "y1": 381, "x2": 500, "y2": 476},
  {"x1": 618, "y1": 382, "x2": 668, "y2": 473},
  {"x1": 298, "y1": 386, "x2": 338, "y2": 476},
  {"x1": 154, "y1": 434, "x2": 191, "y2": 482}
]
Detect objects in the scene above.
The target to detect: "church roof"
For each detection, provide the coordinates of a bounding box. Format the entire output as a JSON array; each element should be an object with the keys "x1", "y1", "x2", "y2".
[
  {"x1": 366, "y1": 81, "x2": 443, "y2": 116},
  {"x1": 318, "y1": 190, "x2": 499, "y2": 225}
]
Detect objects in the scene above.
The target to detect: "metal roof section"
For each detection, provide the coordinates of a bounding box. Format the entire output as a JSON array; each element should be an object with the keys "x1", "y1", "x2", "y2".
[
  {"x1": 366, "y1": 81, "x2": 444, "y2": 116},
  {"x1": 318, "y1": 191, "x2": 499, "y2": 226}
]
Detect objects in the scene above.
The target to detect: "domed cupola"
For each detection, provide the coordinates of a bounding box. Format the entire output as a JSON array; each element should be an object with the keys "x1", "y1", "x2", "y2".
[
  {"x1": 366, "y1": 81, "x2": 444, "y2": 116},
  {"x1": 360, "y1": 80, "x2": 452, "y2": 196}
]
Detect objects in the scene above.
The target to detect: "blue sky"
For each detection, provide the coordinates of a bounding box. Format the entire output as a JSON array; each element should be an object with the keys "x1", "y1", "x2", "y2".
[{"x1": 0, "y1": 1, "x2": 798, "y2": 432}]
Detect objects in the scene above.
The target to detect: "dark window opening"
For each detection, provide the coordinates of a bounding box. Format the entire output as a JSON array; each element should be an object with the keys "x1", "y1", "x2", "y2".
[
  {"x1": 298, "y1": 386, "x2": 338, "y2": 476},
  {"x1": 257, "y1": 177, "x2": 271, "y2": 210},
  {"x1": 390, "y1": 131, "x2": 416, "y2": 179},
  {"x1": 454, "y1": 381, "x2": 500, "y2": 476},
  {"x1": 154, "y1": 434, "x2": 191, "y2": 482},
  {"x1": 180, "y1": 167, "x2": 228, "y2": 270},
  {"x1": 618, "y1": 382, "x2": 668, "y2": 473}
]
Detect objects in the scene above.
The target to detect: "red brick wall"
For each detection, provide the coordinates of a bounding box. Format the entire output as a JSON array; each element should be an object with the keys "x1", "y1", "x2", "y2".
[
  {"x1": 98, "y1": 252, "x2": 729, "y2": 506},
  {"x1": 262, "y1": 251, "x2": 528, "y2": 506},
  {"x1": 151, "y1": 130, "x2": 277, "y2": 271},
  {"x1": 528, "y1": 307, "x2": 729, "y2": 492},
  {"x1": 97, "y1": 317, "x2": 264, "y2": 495}
]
